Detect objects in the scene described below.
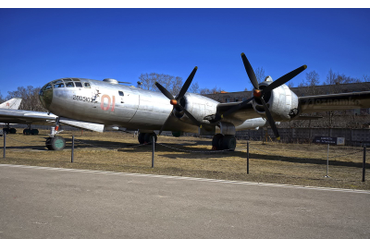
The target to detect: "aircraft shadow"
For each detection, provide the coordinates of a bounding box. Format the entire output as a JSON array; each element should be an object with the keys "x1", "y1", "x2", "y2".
[{"x1": 158, "y1": 149, "x2": 364, "y2": 169}]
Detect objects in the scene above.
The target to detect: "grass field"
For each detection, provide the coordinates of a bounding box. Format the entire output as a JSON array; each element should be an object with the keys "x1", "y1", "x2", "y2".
[{"x1": 1, "y1": 129, "x2": 369, "y2": 190}]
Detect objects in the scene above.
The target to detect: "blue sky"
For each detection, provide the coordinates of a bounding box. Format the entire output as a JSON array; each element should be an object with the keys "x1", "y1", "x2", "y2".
[{"x1": 1, "y1": 7, "x2": 369, "y2": 97}]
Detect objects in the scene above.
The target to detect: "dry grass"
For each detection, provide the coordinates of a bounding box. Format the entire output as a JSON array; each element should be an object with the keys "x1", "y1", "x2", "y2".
[{"x1": 1, "y1": 129, "x2": 369, "y2": 190}]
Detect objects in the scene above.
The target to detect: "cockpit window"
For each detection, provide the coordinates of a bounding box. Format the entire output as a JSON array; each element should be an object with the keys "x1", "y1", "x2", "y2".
[
  {"x1": 54, "y1": 82, "x2": 65, "y2": 88},
  {"x1": 75, "y1": 82, "x2": 82, "y2": 87},
  {"x1": 44, "y1": 83, "x2": 52, "y2": 90},
  {"x1": 84, "y1": 82, "x2": 91, "y2": 88},
  {"x1": 52, "y1": 80, "x2": 63, "y2": 85},
  {"x1": 65, "y1": 82, "x2": 74, "y2": 87},
  {"x1": 119, "y1": 91, "x2": 124, "y2": 96}
]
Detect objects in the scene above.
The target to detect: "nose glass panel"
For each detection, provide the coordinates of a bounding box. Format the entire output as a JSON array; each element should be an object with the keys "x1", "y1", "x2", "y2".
[{"x1": 39, "y1": 82, "x2": 53, "y2": 109}]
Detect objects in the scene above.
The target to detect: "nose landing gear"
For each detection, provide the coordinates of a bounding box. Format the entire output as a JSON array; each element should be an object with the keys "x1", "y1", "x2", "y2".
[
  {"x1": 45, "y1": 119, "x2": 66, "y2": 151},
  {"x1": 46, "y1": 135, "x2": 66, "y2": 151}
]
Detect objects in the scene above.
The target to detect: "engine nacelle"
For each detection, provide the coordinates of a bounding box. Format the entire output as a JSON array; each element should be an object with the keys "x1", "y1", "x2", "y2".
[
  {"x1": 253, "y1": 77, "x2": 299, "y2": 121},
  {"x1": 173, "y1": 93, "x2": 219, "y2": 124}
]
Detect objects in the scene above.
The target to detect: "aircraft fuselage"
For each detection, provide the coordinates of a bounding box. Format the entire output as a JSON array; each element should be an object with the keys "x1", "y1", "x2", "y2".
[{"x1": 39, "y1": 78, "x2": 201, "y2": 132}]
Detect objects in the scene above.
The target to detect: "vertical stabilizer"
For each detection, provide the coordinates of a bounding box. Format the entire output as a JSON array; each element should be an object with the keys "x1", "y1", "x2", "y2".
[{"x1": 0, "y1": 98, "x2": 22, "y2": 109}]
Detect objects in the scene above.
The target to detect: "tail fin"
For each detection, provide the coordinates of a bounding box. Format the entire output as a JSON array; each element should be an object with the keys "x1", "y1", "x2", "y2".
[{"x1": 0, "y1": 98, "x2": 22, "y2": 109}]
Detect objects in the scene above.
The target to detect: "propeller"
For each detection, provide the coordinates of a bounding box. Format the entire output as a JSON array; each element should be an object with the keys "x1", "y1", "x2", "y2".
[
  {"x1": 216, "y1": 53, "x2": 307, "y2": 140},
  {"x1": 155, "y1": 66, "x2": 201, "y2": 135}
]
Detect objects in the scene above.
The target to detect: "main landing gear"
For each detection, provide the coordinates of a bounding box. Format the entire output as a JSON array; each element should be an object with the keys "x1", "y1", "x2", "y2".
[
  {"x1": 138, "y1": 132, "x2": 157, "y2": 144},
  {"x1": 212, "y1": 134, "x2": 236, "y2": 151}
]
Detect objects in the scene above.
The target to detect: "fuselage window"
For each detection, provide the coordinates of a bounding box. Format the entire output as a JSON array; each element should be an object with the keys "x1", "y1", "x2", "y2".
[
  {"x1": 75, "y1": 82, "x2": 82, "y2": 87},
  {"x1": 66, "y1": 82, "x2": 75, "y2": 87},
  {"x1": 84, "y1": 82, "x2": 91, "y2": 88},
  {"x1": 119, "y1": 91, "x2": 124, "y2": 96}
]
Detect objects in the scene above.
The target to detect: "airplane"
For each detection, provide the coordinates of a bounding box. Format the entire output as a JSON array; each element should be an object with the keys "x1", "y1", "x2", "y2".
[
  {"x1": 0, "y1": 98, "x2": 23, "y2": 134},
  {"x1": 0, "y1": 98, "x2": 22, "y2": 109},
  {"x1": 2, "y1": 53, "x2": 370, "y2": 151}
]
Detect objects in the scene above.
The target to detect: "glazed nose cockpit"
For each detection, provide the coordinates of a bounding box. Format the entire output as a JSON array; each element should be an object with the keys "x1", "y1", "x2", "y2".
[
  {"x1": 39, "y1": 78, "x2": 83, "y2": 110},
  {"x1": 39, "y1": 82, "x2": 53, "y2": 110}
]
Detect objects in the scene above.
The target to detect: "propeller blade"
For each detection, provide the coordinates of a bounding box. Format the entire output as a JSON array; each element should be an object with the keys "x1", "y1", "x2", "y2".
[
  {"x1": 177, "y1": 66, "x2": 198, "y2": 100},
  {"x1": 155, "y1": 82, "x2": 175, "y2": 100},
  {"x1": 260, "y1": 97, "x2": 280, "y2": 140},
  {"x1": 218, "y1": 96, "x2": 255, "y2": 120},
  {"x1": 262, "y1": 65, "x2": 307, "y2": 95},
  {"x1": 177, "y1": 104, "x2": 202, "y2": 127},
  {"x1": 241, "y1": 53, "x2": 259, "y2": 90},
  {"x1": 158, "y1": 109, "x2": 174, "y2": 135}
]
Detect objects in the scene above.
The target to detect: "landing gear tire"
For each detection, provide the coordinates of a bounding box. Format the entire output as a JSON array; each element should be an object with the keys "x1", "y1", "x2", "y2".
[
  {"x1": 23, "y1": 129, "x2": 39, "y2": 135},
  {"x1": 212, "y1": 134, "x2": 224, "y2": 150},
  {"x1": 46, "y1": 136, "x2": 66, "y2": 151},
  {"x1": 4, "y1": 128, "x2": 17, "y2": 134},
  {"x1": 222, "y1": 135, "x2": 236, "y2": 151},
  {"x1": 212, "y1": 134, "x2": 236, "y2": 151},
  {"x1": 138, "y1": 132, "x2": 157, "y2": 144}
]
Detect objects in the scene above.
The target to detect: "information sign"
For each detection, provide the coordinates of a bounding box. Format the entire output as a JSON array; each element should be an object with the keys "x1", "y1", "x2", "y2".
[{"x1": 313, "y1": 136, "x2": 345, "y2": 146}]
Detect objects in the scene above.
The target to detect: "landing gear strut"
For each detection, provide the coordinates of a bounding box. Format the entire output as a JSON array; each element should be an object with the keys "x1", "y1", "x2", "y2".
[
  {"x1": 45, "y1": 119, "x2": 66, "y2": 151},
  {"x1": 212, "y1": 134, "x2": 236, "y2": 151}
]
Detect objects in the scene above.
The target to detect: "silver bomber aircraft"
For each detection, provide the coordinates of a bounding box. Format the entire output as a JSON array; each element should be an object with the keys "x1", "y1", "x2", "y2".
[{"x1": 3, "y1": 53, "x2": 370, "y2": 151}]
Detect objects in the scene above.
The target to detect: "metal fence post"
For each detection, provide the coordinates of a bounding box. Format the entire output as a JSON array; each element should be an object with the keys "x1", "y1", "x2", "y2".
[
  {"x1": 363, "y1": 145, "x2": 366, "y2": 182},
  {"x1": 247, "y1": 141, "x2": 250, "y2": 174},
  {"x1": 152, "y1": 135, "x2": 155, "y2": 168},
  {"x1": 71, "y1": 135, "x2": 74, "y2": 163},
  {"x1": 3, "y1": 131, "x2": 6, "y2": 159},
  {"x1": 325, "y1": 144, "x2": 330, "y2": 178}
]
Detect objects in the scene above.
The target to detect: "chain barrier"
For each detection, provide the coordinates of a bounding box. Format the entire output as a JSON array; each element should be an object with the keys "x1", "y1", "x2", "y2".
[
  {"x1": 156, "y1": 143, "x2": 233, "y2": 154},
  {"x1": 3, "y1": 135, "x2": 39, "y2": 146},
  {"x1": 248, "y1": 143, "x2": 364, "y2": 160},
  {"x1": 2, "y1": 133, "x2": 364, "y2": 158}
]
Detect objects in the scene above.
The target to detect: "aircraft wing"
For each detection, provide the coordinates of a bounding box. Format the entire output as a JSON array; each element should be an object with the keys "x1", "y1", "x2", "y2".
[
  {"x1": 0, "y1": 109, "x2": 58, "y2": 125},
  {"x1": 298, "y1": 91, "x2": 370, "y2": 114},
  {"x1": 0, "y1": 108, "x2": 106, "y2": 132},
  {"x1": 210, "y1": 91, "x2": 370, "y2": 126},
  {"x1": 214, "y1": 101, "x2": 260, "y2": 125}
]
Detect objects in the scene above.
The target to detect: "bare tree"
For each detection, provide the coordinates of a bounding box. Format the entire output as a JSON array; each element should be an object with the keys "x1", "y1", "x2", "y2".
[
  {"x1": 7, "y1": 86, "x2": 45, "y2": 111},
  {"x1": 199, "y1": 86, "x2": 224, "y2": 95},
  {"x1": 138, "y1": 73, "x2": 196, "y2": 95},
  {"x1": 0, "y1": 91, "x2": 4, "y2": 103},
  {"x1": 189, "y1": 81, "x2": 200, "y2": 94},
  {"x1": 255, "y1": 67, "x2": 266, "y2": 83}
]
